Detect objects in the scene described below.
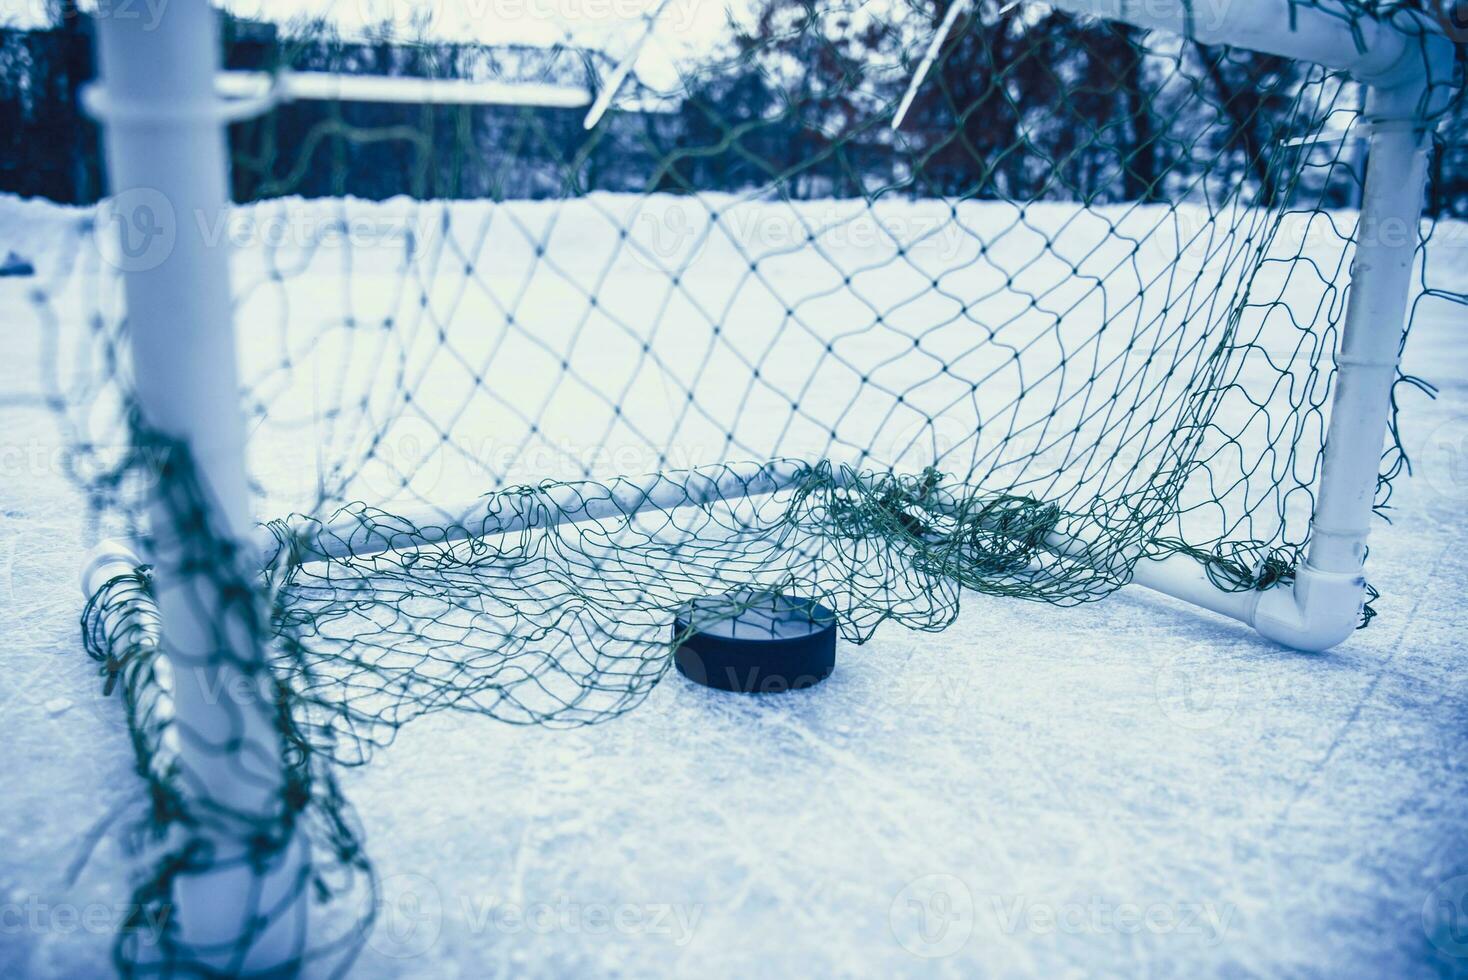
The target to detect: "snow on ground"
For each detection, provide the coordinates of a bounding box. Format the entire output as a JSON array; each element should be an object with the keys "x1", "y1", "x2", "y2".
[{"x1": 0, "y1": 193, "x2": 1466, "y2": 977}]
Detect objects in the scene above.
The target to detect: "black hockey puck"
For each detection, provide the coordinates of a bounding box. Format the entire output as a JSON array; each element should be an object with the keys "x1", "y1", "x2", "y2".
[{"x1": 673, "y1": 590, "x2": 837, "y2": 693}]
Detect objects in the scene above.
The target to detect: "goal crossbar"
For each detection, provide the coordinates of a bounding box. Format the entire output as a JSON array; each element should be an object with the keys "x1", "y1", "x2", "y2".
[{"x1": 216, "y1": 70, "x2": 594, "y2": 110}]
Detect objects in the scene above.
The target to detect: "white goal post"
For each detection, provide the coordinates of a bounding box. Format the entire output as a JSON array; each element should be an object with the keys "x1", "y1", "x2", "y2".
[{"x1": 77, "y1": 0, "x2": 1453, "y2": 969}]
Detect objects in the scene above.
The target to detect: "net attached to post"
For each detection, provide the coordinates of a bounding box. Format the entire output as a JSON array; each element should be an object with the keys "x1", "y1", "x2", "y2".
[{"x1": 12, "y1": 0, "x2": 1464, "y2": 973}]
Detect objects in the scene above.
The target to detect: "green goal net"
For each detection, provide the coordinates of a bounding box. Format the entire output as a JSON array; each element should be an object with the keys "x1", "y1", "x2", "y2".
[{"x1": 9, "y1": 0, "x2": 1462, "y2": 972}]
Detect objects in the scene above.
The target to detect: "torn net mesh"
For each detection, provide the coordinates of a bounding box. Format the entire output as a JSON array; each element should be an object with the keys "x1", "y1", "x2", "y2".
[{"x1": 17, "y1": 0, "x2": 1464, "y2": 972}]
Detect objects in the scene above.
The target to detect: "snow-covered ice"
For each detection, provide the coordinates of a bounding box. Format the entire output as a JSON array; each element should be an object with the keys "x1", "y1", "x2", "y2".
[{"x1": 0, "y1": 192, "x2": 1466, "y2": 977}]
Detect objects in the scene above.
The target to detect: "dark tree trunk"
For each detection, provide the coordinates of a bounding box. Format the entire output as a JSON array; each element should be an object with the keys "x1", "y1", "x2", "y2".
[
  {"x1": 1198, "y1": 45, "x2": 1281, "y2": 206},
  {"x1": 1118, "y1": 28, "x2": 1157, "y2": 203}
]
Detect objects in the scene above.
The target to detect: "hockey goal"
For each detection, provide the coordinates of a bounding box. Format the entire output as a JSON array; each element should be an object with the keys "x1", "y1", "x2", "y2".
[{"x1": 36, "y1": 0, "x2": 1460, "y2": 971}]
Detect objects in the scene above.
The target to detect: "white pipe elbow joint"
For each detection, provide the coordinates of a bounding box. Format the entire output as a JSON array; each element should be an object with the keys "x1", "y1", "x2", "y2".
[
  {"x1": 1250, "y1": 564, "x2": 1367, "y2": 653},
  {"x1": 1361, "y1": 19, "x2": 1457, "y2": 123}
]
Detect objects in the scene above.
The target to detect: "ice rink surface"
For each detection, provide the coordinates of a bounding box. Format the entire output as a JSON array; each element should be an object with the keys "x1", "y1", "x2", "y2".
[{"x1": 1, "y1": 193, "x2": 1466, "y2": 977}]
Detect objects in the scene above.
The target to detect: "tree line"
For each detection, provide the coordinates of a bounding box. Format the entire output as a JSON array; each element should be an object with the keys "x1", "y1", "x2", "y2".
[{"x1": 0, "y1": 3, "x2": 1462, "y2": 217}]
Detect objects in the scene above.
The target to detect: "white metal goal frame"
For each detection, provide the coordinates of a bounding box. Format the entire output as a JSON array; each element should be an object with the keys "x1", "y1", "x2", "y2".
[{"x1": 74, "y1": 0, "x2": 1454, "y2": 970}]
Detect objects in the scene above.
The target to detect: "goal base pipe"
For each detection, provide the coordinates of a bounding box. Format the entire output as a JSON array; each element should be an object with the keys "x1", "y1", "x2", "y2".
[
  {"x1": 84, "y1": 455, "x2": 1348, "y2": 657},
  {"x1": 251, "y1": 458, "x2": 832, "y2": 566},
  {"x1": 921, "y1": 493, "x2": 1361, "y2": 652},
  {"x1": 80, "y1": 458, "x2": 846, "y2": 647}
]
